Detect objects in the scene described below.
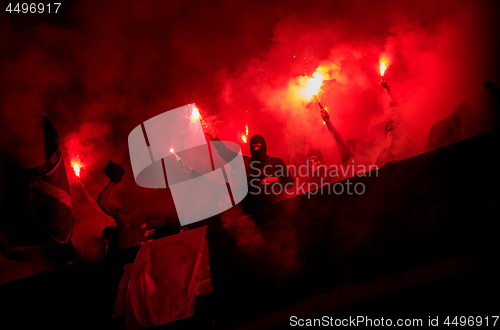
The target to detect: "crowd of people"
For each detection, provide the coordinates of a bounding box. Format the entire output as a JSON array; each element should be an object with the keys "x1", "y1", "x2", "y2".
[{"x1": 89, "y1": 80, "x2": 498, "y2": 258}]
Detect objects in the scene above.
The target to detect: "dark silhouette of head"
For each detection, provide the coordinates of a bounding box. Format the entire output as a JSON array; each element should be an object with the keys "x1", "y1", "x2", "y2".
[
  {"x1": 483, "y1": 80, "x2": 495, "y2": 91},
  {"x1": 306, "y1": 148, "x2": 325, "y2": 179},
  {"x1": 306, "y1": 148, "x2": 324, "y2": 166},
  {"x1": 450, "y1": 103, "x2": 473, "y2": 128},
  {"x1": 249, "y1": 134, "x2": 268, "y2": 161}
]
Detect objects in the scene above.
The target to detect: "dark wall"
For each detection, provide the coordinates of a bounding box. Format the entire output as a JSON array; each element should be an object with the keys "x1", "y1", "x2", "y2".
[{"x1": 0, "y1": 130, "x2": 498, "y2": 329}]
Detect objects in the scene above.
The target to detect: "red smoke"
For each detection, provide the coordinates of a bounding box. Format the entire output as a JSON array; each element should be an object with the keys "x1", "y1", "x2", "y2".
[{"x1": 0, "y1": 0, "x2": 499, "y2": 254}]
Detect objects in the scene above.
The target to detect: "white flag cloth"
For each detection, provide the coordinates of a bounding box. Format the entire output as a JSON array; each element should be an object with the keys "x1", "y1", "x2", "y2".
[{"x1": 125, "y1": 226, "x2": 212, "y2": 329}]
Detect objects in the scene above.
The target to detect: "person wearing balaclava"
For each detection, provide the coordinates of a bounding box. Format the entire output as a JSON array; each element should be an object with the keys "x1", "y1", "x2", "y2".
[
  {"x1": 304, "y1": 148, "x2": 328, "y2": 188},
  {"x1": 204, "y1": 127, "x2": 294, "y2": 212}
]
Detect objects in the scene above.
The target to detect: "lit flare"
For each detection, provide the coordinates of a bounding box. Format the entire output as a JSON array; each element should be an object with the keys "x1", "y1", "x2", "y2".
[
  {"x1": 380, "y1": 62, "x2": 386, "y2": 77},
  {"x1": 298, "y1": 66, "x2": 333, "y2": 101},
  {"x1": 170, "y1": 148, "x2": 181, "y2": 161},
  {"x1": 300, "y1": 70, "x2": 327, "y2": 100},
  {"x1": 72, "y1": 163, "x2": 80, "y2": 177},
  {"x1": 191, "y1": 107, "x2": 200, "y2": 120}
]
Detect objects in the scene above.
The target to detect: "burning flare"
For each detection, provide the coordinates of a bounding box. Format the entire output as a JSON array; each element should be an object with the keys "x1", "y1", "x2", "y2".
[
  {"x1": 170, "y1": 148, "x2": 181, "y2": 161},
  {"x1": 71, "y1": 161, "x2": 82, "y2": 178},
  {"x1": 298, "y1": 67, "x2": 331, "y2": 101},
  {"x1": 245, "y1": 125, "x2": 249, "y2": 136},
  {"x1": 380, "y1": 62, "x2": 386, "y2": 77},
  {"x1": 242, "y1": 135, "x2": 247, "y2": 143},
  {"x1": 191, "y1": 107, "x2": 200, "y2": 120},
  {"x1": 73, "y1": 163, "x2": 80, "y2": 177}
]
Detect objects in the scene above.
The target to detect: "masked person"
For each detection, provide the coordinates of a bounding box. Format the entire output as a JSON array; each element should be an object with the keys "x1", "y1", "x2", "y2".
[
  {"x1": 425, "y1": 103, "x2": 488, "y2": 152},
  {"x1": 204, "y1": 127, "x2": 294, "y2": 212},
  {"x1": 304, "y1": 148, "x2": 328, "y2": 188}
]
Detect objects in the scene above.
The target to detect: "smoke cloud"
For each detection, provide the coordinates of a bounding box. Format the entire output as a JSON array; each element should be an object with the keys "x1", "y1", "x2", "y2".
[{"x1": 1, "y1": 0, "x2": 499, "y2": 252}]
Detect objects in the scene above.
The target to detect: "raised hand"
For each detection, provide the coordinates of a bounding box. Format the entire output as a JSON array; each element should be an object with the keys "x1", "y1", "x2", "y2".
[
  {"x1": 320, "y1": 109, "x2": 330, "y2": 121},
  {"x1": 104, "y1": 160, "x2": 125, "y2": 183},
  {"x1": 181, "y1": 163, "x2": 193, "y2": 175}
]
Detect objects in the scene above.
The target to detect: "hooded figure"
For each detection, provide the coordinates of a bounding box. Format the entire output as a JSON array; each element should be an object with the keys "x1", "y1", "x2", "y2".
[
  {"x1": 305, "y1": 148, "x2": 328, "y2": 188},
  {"x1": 249, "y1": 134, "x2": 269, "y2": 162},
  {"x1": 211, "y1": 134, "x2": 294, "y2": 212},
  {"x1": 451, "y1": 103, "x2": 487, "y2": 139},
  {"x1": 425, "y1": 103, "x2": 488, "y2": 152},
  {"x1": 306, "y1": 148, "x2": 324, "y2": 167},
  {"x1": 306, "y1": 148, "x2": 325, "y2": 177},
  {"x1": 376, "y1": 118, "x2": 417, "y2": 167}
]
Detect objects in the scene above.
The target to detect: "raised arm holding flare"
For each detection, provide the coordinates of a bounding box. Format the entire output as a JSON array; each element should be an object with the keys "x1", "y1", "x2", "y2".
[
  {"x1": 97, "y1": 161, "x2": 149, "y2": 250},
  {"x1": 376, "y1": 82, "x2": 417, "y2": 167},
  {"x1": 320, "y1": 109, "x2": 352, "y2": 165}
]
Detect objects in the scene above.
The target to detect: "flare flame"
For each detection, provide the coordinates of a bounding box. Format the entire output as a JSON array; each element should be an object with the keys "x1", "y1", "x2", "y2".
[
  {"x1": 71, "y1": 161, "x2": 82, "y2": 178},
  {"x1": 191, "y1": 107, "x2": 200, "y2": 120},
  {"x1": 298, "y1": 67, "x2": 331, "y2": 100},
  {"x1": 380, "y1": 62, "x2": 386, "y2": 77}
]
